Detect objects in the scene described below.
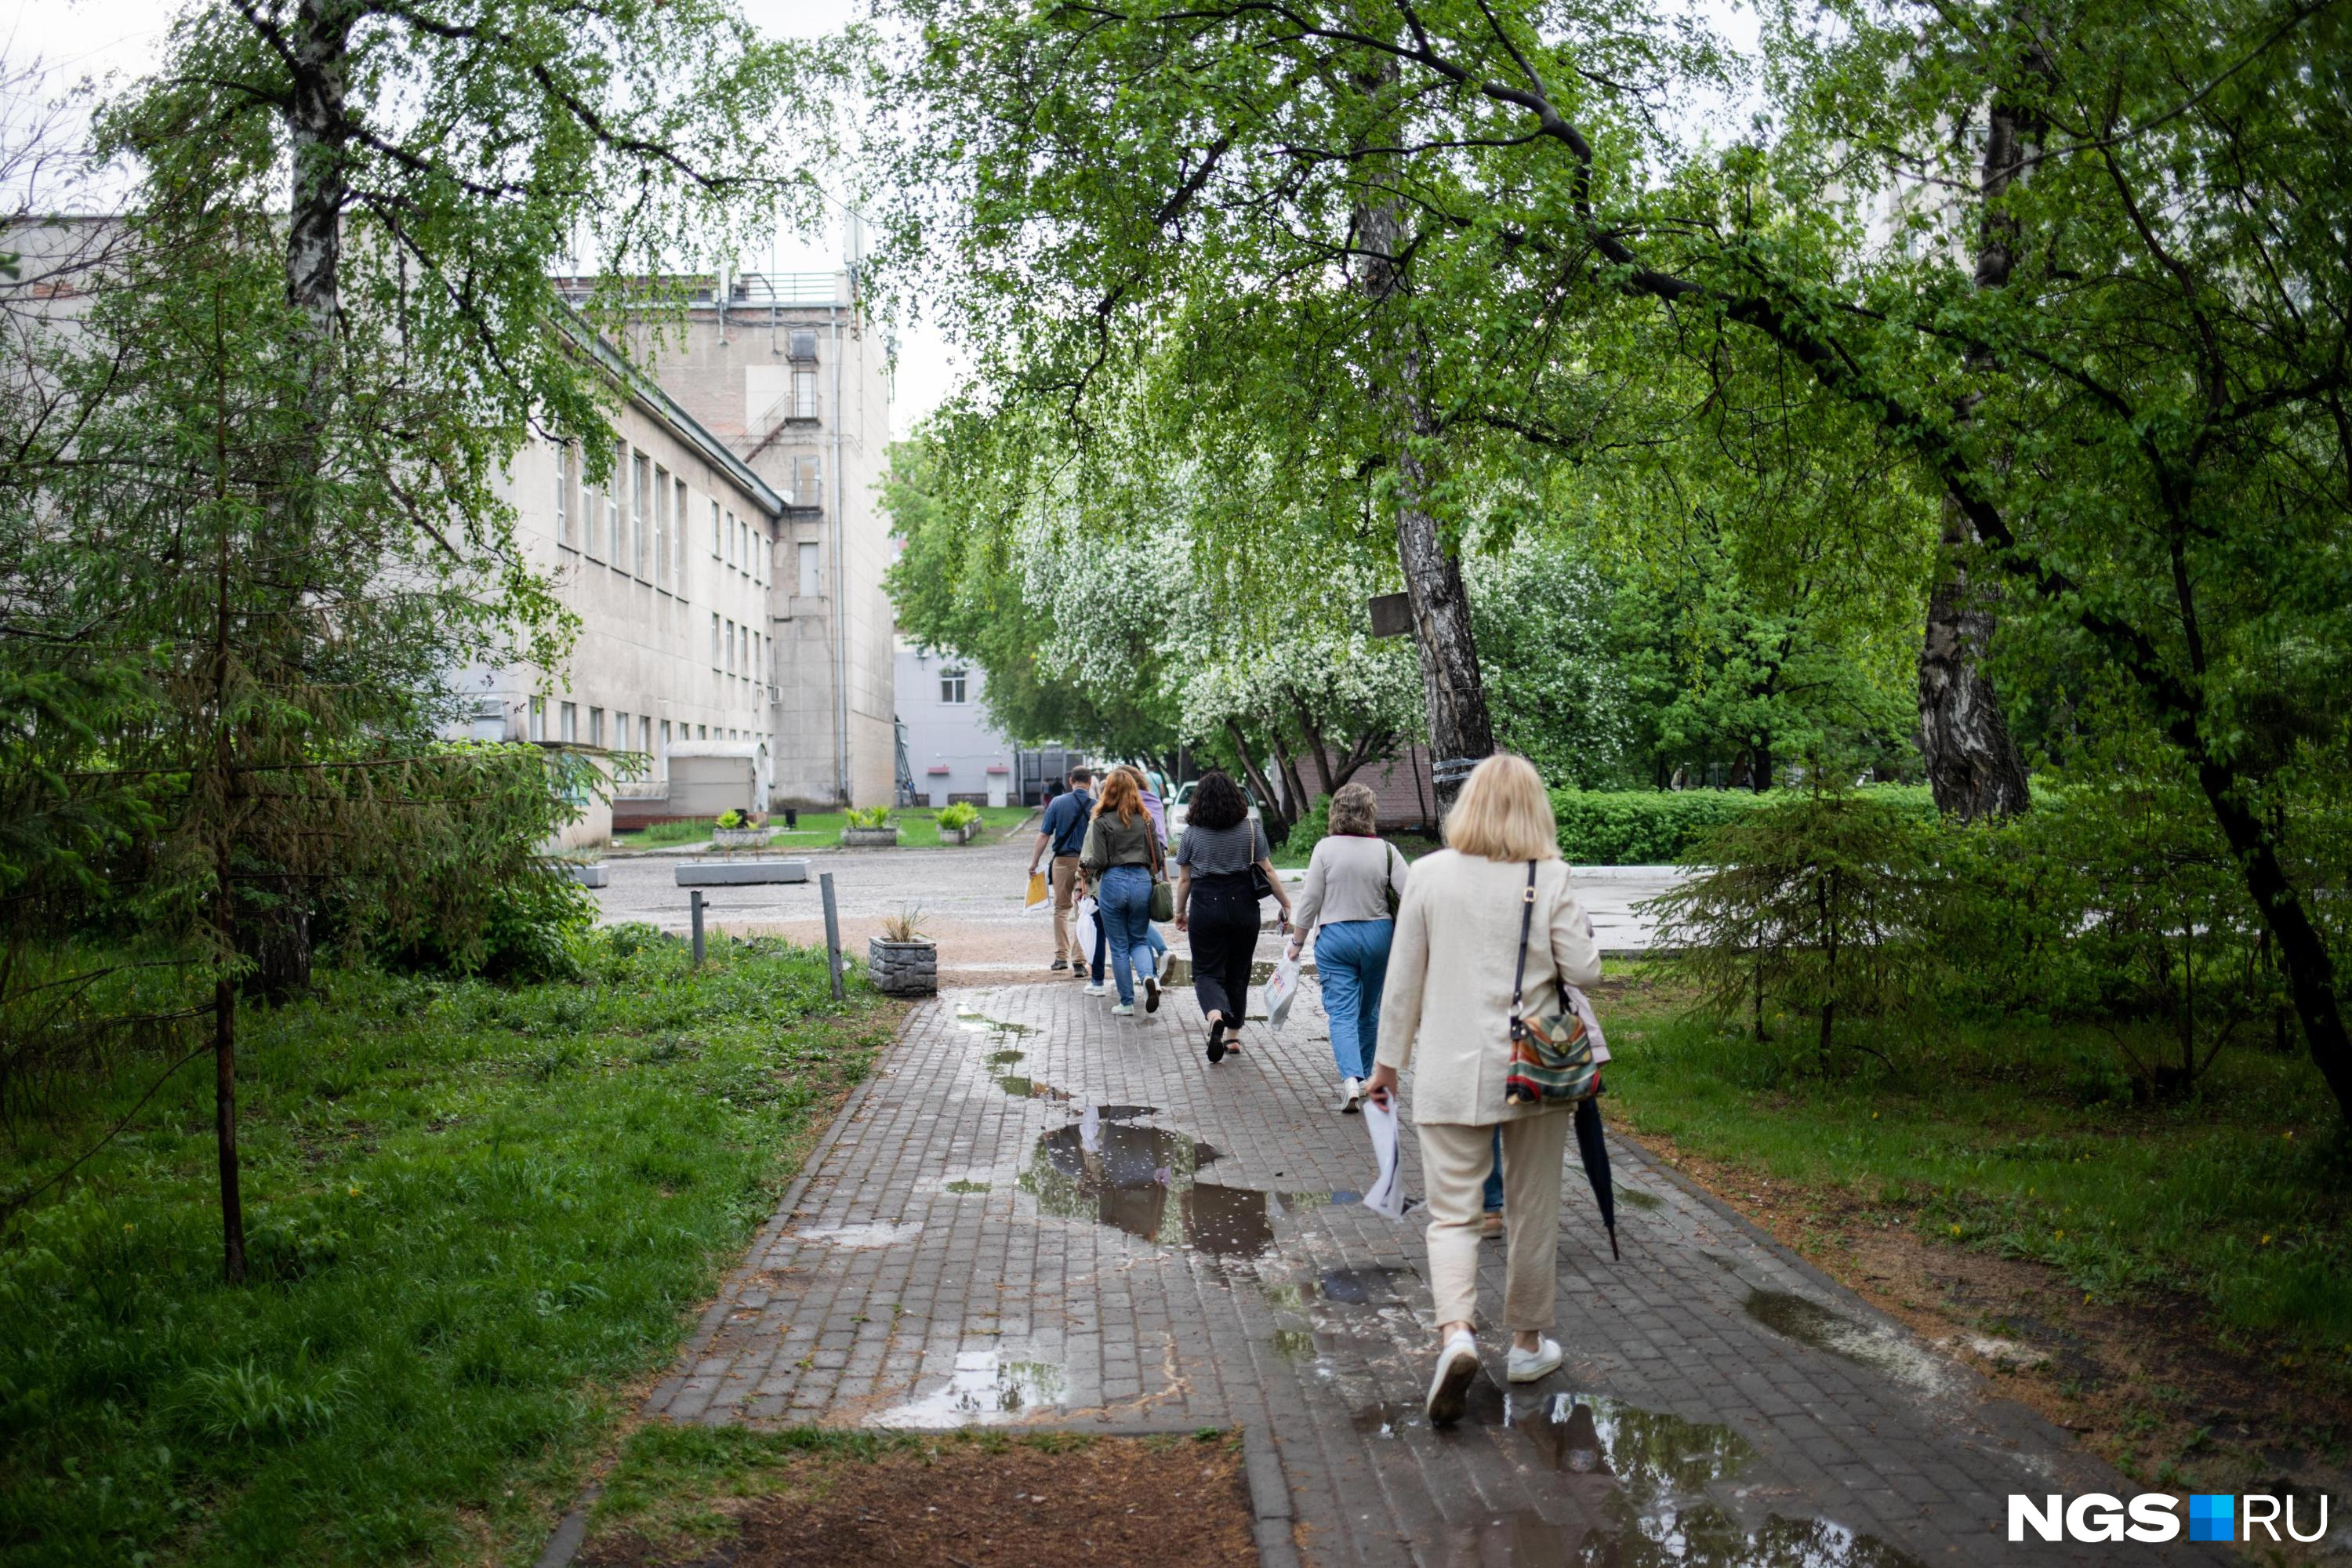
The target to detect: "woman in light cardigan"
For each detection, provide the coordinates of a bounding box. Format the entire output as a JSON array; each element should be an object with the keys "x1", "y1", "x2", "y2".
[
  {"x1": 1285, "y1": 780, "x2": 1409, "y2": 1113},
  {"x1": 1363, "y1": 753, "x2": 1603, "y2": 1425}
]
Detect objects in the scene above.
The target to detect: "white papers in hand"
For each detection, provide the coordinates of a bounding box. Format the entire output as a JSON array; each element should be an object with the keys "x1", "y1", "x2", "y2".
[{"x1": 1363, "y1": 1096, "x2": 1407, "y2": 1219}]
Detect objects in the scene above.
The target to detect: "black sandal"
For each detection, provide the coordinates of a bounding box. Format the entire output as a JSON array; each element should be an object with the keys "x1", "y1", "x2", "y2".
[{"x1": 1205, "y1": 1015, "x2": 1227, "y2": 1064}]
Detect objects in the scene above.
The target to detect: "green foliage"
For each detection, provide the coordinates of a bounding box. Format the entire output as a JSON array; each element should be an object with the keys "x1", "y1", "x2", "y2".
[
  {"x1": 843, "y1": 806, "x2": 892, "y2": 831},
  {"x1": 0, "y1": 931, "x2": 889, "y2": 1565},
  {"x1": 1602, "y1": 970, "x2": 2352, "y2": 1376},
  {"x1": 1647, "y1": 790, "x2": 1941, "y2": 1058},
  {"x1": 1278, "y1": 797, "x2": 1333, "y2": 856},
  {"x1": 1549, "y1": 786, "x2": 1935, "y2": 866},
  {"x1": 935, "y1": 803, "x2": 981, "y2": 831}
]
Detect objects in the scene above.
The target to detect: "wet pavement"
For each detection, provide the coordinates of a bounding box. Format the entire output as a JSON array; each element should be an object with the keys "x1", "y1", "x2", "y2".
[
  {"x1": 590, "y1": 833, "x2": 1689, "y2": 982},
  {"x1": 641, "y1": 967, "x2": 2150, "y2": 1566}
]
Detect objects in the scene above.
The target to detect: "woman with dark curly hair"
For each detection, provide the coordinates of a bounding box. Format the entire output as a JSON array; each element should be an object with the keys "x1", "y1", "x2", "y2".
[{"x1": 1173, "y1": 770, "x2": 1290, "y2": 1063}]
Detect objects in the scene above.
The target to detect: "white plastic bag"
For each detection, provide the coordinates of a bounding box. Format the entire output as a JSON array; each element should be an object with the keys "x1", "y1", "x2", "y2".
[
  {"x1": 1071, "y1": 895, "x2": 1098, "y2": 962},
  {"x1": 1362, "y1": 1095, "x2": 1408, "y2": 1219},
  {"x1": 1262, "y1": 955, "x2": 1302, "y2": 1029}
]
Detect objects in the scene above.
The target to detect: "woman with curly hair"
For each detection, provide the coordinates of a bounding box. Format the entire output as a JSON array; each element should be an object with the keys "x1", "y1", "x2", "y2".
[{"x1": 1172, "y1": 769, "x2": 1290, "y2": 1063}]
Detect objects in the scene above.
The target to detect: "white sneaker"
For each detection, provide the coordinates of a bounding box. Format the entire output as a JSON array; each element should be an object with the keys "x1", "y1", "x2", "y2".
[
  {"x1": 1084, "y1": 982, "x2": 1108, "y2": 996},
  {"x1": 1425, "y1": 1330, "x2": 1479, "y2": 1425},
  {"x1": 1506, "y1": 1336, "x2": 1563, "y2": 1384},
  {"x1": 1338, "y1": 1076, "x2": 1363, "y2": 1114},
  {"x1": 1111, "y1": 1002, "x2": 1134, "y2": 1016}
]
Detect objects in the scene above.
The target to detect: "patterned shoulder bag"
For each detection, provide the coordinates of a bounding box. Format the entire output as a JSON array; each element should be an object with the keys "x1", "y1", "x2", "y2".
[{"x1": 1504, "y1": 862, "x2": 1602, "y2": 1106}]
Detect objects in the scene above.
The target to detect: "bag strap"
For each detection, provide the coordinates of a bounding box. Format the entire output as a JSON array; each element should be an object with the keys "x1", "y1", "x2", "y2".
[{"x1": 1508, "y1": 860, "x2": 1537, "y2": 1021}]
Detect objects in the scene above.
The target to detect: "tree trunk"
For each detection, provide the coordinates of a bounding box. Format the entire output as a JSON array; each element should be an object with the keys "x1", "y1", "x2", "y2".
[
  {"x1": 1916, "y1": 49, "x2": 2041, "y2": 822},
  {"x1": 285, "y1": 0, "x2": 356, "y2": 335},
  {"x1": 214, "y1": 969, "x2": 245, "y2": 1284},
  {"x1": 1224, "y1": 720, "x2": 1292, "y2": 840},
  {"x1": 1357, "y1": 158, "x2": 1494, "y2": 809}
]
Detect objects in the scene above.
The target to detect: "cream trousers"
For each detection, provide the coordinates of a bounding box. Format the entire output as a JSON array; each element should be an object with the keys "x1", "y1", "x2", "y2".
[{"x1": 1416, "y1": 1110, "x2": 1570, "y2": 1332}]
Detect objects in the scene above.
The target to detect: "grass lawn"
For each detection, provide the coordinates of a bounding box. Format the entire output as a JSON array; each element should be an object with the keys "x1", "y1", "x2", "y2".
[
  {"x1": 613, "y1": 805, "x2": 1035, "y2": 852},
  {"x1": 0, "y1": 930, "x2": 898, "y2": 1566},
  {"x1": 1598, "y1": 963, "x2": 2352, "y2": 1484}
]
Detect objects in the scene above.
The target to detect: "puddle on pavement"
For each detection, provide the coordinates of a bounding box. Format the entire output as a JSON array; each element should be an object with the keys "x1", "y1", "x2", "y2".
[
  {"x1": 1505, "y1": 1391, "x2": 1753, "y2": 1489},
  {"x1": 955, "y1": 1008, "x2": 1040, "y2": 1036},
  {"x1": 1442, "y1": 1505, "x2": 1926, "y2": 1567},
  {"x1": 1270, "y1": 1329, "x2": 1317, "y2": 1360},
  {"x1": 790, "y1": 1220, "x2": 924, "y2": 1249},
  {"x1": 1614, "y1": 1182, "x2": 1663, "y2": 1211},
  {"x1": 1447, "y1": 1392, "x2": 1925, "y2": 1566},
  {"x1": 995, "y1": 1074, "x2": 1073, "y2": 1102},
  {"x1": 1311, "y1": 1265, "x2": 1415, "y2": 1306},
  {"x1": 1744, "y1": 1289, "x2": 1954, "y2": 1393},
  {"x1": 985, "y1": 1048, "x2": 1025, "y2": 1066},
  {"x1": 867, "y1": 1349, "x2": 1065, "y2": 1426},
  {"x1": 1027, "y1": 1105, "x2": 1372, "y2": 1258}
]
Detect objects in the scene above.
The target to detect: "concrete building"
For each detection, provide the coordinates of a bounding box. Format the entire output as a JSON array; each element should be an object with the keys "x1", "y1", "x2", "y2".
[
  {"x1": 593, "y1": 266, "x2": 898, "y2": 808},
  {"x1": 896, "y1": 645, "x2": 1015, "y2": 808},
  {"x1": 460, "y1": 330, "x2": 786, "y2": 817}
]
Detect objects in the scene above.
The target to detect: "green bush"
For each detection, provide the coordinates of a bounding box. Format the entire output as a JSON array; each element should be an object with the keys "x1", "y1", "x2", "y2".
[
  {"x1": 1550, "y1": 785, "x2": 1936, "y2": 864},
  {"x1": 844, "y1": 805, "x2": 892, "y2": 831},
  {"x1": 935, "y1": 803, "x2": 980, "y2": 831},
  {"x1": 1646, "y1": 789, "x2": 1940, "y2": 1058},
  {"x1": 1277, "y1": 795, "x2": 1331, "y2": 855}
]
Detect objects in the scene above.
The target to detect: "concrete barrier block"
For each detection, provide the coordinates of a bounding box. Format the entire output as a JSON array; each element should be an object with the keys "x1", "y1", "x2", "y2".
[
  {"x1": 568, "y1": 863, "x2": 608, "y2": 888},
  {"x1": 675, "y1": 859, "x2": 811, "y2": 886}
]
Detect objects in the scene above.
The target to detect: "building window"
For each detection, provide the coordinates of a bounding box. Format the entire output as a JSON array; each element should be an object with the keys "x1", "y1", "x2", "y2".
[
  {"x1": 554, "y1": 441, "x2": 572, "y2": 546},
  {"x1": 698, "y1": 724, "x2": 708, "y2": 739},
  {"x1": 711, "y1": 499, "x2": 724, "y2": 560},
  {"x1": 791, "y1": 455, "x2": 821, "y2": 508},
  {"x1": 753, "y1": 630, "x2": 764, "y2": 683},
  {"x1": 659, "y1": 719, "x2": 671, "y2": 775},
  {"x1": 528, "y1": 696, "x2": 546, "y2": 742},
  {"x1": 790, "y1": 365, "x2": 817, "y2": 421},
  {"x1": 788, "y1": 328, "x2": 816, "y2": 361},
  {"x1": 614, "y1": 710, "x2": 630, "y2": 751},
  {"x1": 710, "y1": 612, "x2": 721, "y2": 668},
  {"x1": 674, "y1": 477, "x2": 689, "y2": 586},
  {"x1": 588, "y1": 707, "x2": 604, "y2": 747},
  {"x1": 630, "y1": 452, "x2": 649, "y2": 576},
  {"x1": 940, "y1": 667, "x2": 968, "y2": 705},
  {"x1": 560, "y1": 702, "x2": 577, "y2": 743},
  {"x1": 652, "y1": 465, "x2": 672, "y2": 587},
  {"x1": 606, "y1": 440, "x2": 623, "y2": 560},
  {"x1": 640, "y1": 715, "x2": 652, "y2": 755},
  {"x1": 797, "y1": 540, "x2": 820, "y2": 597}
]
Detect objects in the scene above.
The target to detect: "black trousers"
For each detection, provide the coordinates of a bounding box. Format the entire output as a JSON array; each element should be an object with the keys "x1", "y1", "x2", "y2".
[{"x1": 1188, "y1": 872, "x2": 1260, "y2": 1025}]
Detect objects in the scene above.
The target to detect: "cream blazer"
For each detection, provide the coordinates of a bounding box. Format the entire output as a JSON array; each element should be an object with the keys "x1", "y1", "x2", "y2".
[{"x1": 1374, "y1": 849, "x2": 1605, "y2": 1126}]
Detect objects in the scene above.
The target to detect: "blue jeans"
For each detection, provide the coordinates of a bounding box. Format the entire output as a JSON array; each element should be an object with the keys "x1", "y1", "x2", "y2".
[
  {"x1": 1483, "y1": 1125, "x2": 1504, "y2": 1214},
  {"x1": 1314, "y1": 920, "x2": 1392, "y2": 1079},
  {"x1": 1091, "y1": 895, "x2": 1164, "y2": 983},
  {"x1": 1095, "y1": 865, "x2": 1157, "y2": 1005}
]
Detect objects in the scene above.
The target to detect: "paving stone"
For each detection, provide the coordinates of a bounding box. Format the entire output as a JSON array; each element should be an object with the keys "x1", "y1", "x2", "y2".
[{"x1": 633, "y1": 964, "x2": 2193, "y2": 1566}]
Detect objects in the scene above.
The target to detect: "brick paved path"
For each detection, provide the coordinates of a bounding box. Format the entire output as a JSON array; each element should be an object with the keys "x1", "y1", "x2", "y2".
[{"x1": 644, "y1": 966, "x2": 2162, "y2": 1566}]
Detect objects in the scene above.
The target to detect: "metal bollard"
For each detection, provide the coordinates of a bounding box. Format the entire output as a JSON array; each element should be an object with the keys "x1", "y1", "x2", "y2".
[
  {"x1": 819, "y1": 870, "x2": 844, "y2": 999},
  {"x1": 690, "y1": 889, "x2": 705, "y2": 967}
]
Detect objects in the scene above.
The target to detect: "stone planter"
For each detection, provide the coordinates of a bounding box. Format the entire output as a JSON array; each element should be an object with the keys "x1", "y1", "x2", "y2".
[
  {"x1": 935, "y1": 823, "x2": 975, "y2": 844},
  {"x1": 710, "y1": 826, "x2": 768, "y2": 850},
  {"x1": 866, "y1": 937, "x2": 938, "y2": 996},
  {"x1": 842, "y1": 826, "x2": 900, "y2": 848}
]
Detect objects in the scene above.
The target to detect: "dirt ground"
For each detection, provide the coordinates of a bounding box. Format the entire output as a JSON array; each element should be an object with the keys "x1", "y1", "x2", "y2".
[
  {"x1": 1637, "y1": 1131, "x2": 2352, "y2": 1511},
  {"x1": 577, "y1": 1436, "x2": 1258, "y2": 1568}
]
